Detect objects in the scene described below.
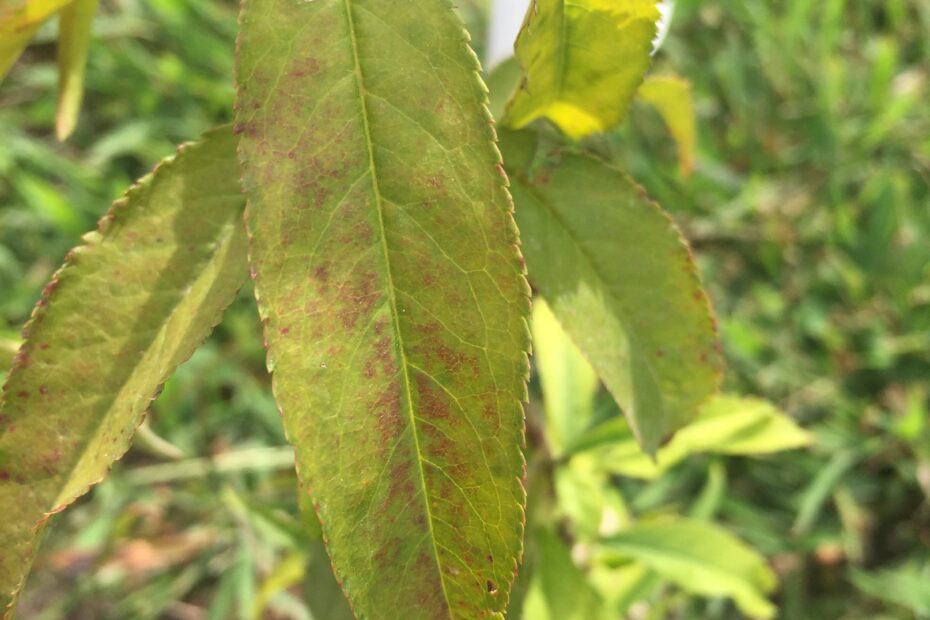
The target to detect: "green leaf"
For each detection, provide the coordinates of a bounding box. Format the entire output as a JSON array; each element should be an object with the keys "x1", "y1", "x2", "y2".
[
  {"x1": 235, "y1": 2, "x2": 530, "y2": 618},
  {"x1": 532, "y1": 297, "x2": 598, "y2": 455},
  {"x1": 637, "y1": 75, "x2": 697, "y2": 176},
  {"x1": 569, "y1": 395, "x2": 812, "y2": 479},
  {"x1": 486, "y1": 56, "x2": 522, "y2": 121},
  {"x1": 522, "y1": 529, "x2": 607, "y2": 620},
  {"x1": 850, "y1": 564, "x2": 930, "y2": 615},
  {"x1": 55, "y1": 0, "x2": 98, "y2": 140},
  {"x1": 297, "y1": 490, "x2": 355, "y2": 620},
  {"x1": 0, "y1": 127, "x2": 247, "y2": 617},
  {"x1": 0, "y1": 0, "x2": 74, "y2": 81},
  {"x1": 505, "y1": 142, "x2": 722, "y2": 453},
  {"x1": 588, "y1": 562, "x2": 661, "y2": 617},
  {"x1": 504, "y1": 0, "x2": 660, "y2": 139},
  {"x1": 601, "y1": 518, "x2": 778, "y2": 619}
]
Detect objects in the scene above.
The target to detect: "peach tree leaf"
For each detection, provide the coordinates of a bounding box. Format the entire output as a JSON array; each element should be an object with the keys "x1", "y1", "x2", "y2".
[
  {"x1": 0, "y1": 127, "x2": 247, "y2": 617},
  {"x1": 637, "y1": 75, "x2": 696, "y2": 176},
  {"x1": 55, "y1": 0, "x2": 99, "y2": 140},
  {"x1": 531, "y1": 298, "x2": 598, "y2": 457},
  {"x1": 235, "y1": 1, "x2": 531, "y2": 618},
  {"x1": 504, "y1": 0, "x2": 660, "y2": 140},
  {"x1": 601, "y1": 518, "x2": 778, "y2": 619},
  {"x1": 0, "y1": 0, "x2": 74, "y2": 81},
  {"x1": 503, "y1": 135, "x2": 721, "y2": 454},
  {"x1": 567, "y1": 395, "x2": 813, "y2": 480}
]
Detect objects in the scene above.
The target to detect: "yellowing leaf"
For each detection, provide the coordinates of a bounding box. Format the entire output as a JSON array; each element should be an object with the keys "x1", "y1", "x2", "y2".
[
  {"x1": 235, "y1": 1, "x2": 531, "y2": 617},
  {"x1": 505, "y1": 139, "x2": 721, "y2": 453},
  {"x1": 55, "y1": 0, "x2": 98, "y2": 140},
  {"x1": 0, "y1": 0, "x2": 74, "y2": 81},
  {"x1": 698, "y1": 395, "x2": 813, "y2": 455},
  {"x1": 505, "y1": 0, "x2": 661, "y2": 139},
  {"x1": 571, "y1": 394, "x2": 813, "y2": 479},
  {"x1": 0, "y1": 127, "x2": 247, "y2": 617},
  {"x1": 602, "y1": 518, "x2": 778, "y2": 619},
  {"x1": 637, "y1": 75, "x2": 697, "y2": 176},
  {"x1": 532, "y1": 298, "x2": 599, "y2": 456}
]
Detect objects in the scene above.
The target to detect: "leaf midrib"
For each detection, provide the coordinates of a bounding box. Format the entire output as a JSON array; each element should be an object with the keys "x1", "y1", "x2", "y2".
[{"x1": 340, "y1": 1, "x2": 453, "y2": 614}]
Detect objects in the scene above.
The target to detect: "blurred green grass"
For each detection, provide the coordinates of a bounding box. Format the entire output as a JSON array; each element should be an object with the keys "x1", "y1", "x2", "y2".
[{"x1": 1, "y1": 0, "x2": 928, "y2": 618}]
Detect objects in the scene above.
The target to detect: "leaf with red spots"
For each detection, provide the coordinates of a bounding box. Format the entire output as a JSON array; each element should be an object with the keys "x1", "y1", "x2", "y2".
[
  {"x1": 236, "y1": 1, "x2": 531, "y2": 617},
  {"x1": 503, "y1": 132, "x2": 722, "y2": 454},
  {"x1": 0, "y1": 127, "x2": 247, "y2": 617}
]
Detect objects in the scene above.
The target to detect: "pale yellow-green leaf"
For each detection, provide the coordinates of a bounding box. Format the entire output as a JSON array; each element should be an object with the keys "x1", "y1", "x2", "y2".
[
  {"x1": 522, "y1": 529, "x2": 608, "y2": 620},
  {"x1": 0, "y1": 0, "x2": 74, "y2": 81},
  {"x1": 252, "y1": 553, "x2": 307, "y2": 620},
  {"x1": 602, "y1": 518, "x2": 778, "y2": 619},
  {"x1": 532, "y1": 297, "x2": 599, "y2": 456},
  {"x1": 0, "y1": 127, "x2": 247, "y2": 617},
  {"x1": 505, "y1": 0, "x2": 660, "y2": 139},
  {"x1": 588, "y1": 562, "x2": 661, "y2": 616},
  {"x1": 580, "y1": 395, "x2": 813, "y2": 479},
  {"x1": 637, "y1": 75, "x2": 697, "y2": 176},
  {"x1": 55, "y1": 0, "x2": 98, "y2": 140}
]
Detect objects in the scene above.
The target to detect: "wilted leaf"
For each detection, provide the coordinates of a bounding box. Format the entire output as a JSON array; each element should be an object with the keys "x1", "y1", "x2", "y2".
[
  {"x1": 0, "y1": 0, "x2": 74, "y2": 81},
  {"x1": 55, "y1": 0, "x2": 98, "y2": 140},
  {"x1": 572, "y1": 395, "x2": 813, "y2": 479},
  {"x1": 504, "y1": 140, "x2": 721, "y2": 453},
  {"x1": 235, "y1": 1, "x2": 530, "y2": 617},
  {"x1": 637, "y1": 75, "x2": 697, "y2": 176},
  {"x1": 0, "y1": 127, "x2": 247, "y2": 616},
  {"x1": 505, "y1": 0, "x2": 660, "y2": 139},
  {"x1": 532, "y1": 298, "x2": 599, "y2": 455},
  {"x1": 601, "y1": 518, "x2": 778, "y2": 619}
]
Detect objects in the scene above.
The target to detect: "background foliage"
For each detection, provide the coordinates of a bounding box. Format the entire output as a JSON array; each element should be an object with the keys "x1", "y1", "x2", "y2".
[{"x1": 0, "y1": 0, "x2": 928, "y2": 617}]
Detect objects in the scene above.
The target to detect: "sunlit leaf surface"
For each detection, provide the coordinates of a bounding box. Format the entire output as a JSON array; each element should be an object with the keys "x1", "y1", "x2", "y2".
[
  {"x1": 505, "y1": 0, "x2": 660, "y2": 139},
  {"x1": 637, "y1": 75, "x2": 697, "y2": 176},
  {"x1": 0, "y1": 127, "x2": 247, "y2": 617},
  {"x1": 602, "y1": 518, "x2": 778, "y2": 618},
  {"x1": 55, "y1": 0, "x2": 99, "y2": 140},
  {"x1": 0, "y1": 0, "x2": 74, "y2": 81},
  {"x1": 504, "y1": 136, "x2": 721, "y2": 453},
  {"x1": 236, "y1": 1, "x2": 531, "y2": 617}
]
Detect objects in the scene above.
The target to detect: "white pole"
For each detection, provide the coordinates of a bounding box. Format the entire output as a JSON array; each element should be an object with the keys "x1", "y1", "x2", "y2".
[{"x1": 486, "y1": 0, "x2": 531, "y2": 69}]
